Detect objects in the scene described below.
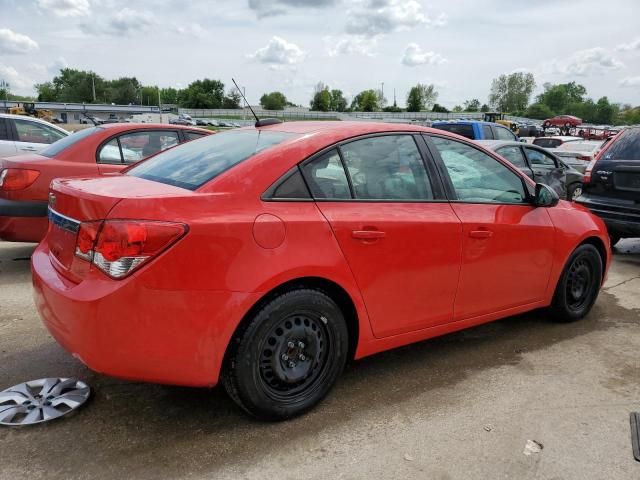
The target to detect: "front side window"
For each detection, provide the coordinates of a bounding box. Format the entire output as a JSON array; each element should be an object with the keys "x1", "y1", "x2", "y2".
[
  {"x1": 525, "y1": 147, "x2": 557, "y2": 167},
  {"x1": 13, "y1": 118, "x2": 67, "y2": 144},
  {"x1": 128, "y1": 130, "x2": 296, "y2": 190},
  {"x1": 340, "y1": 135, "x2": 433, "y2": 200},
  {"x1": 301, "y1": 149, "x2": 351, "y2": 200},
  {"x1": 496, "y1": 146, "x2": 527, "y2": 168},
  {"x1": 431, "y1": 136, "x2": 527, "y2": 204}
]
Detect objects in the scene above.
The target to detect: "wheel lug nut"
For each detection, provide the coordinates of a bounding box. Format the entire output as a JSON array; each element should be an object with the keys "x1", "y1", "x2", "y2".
[
  {"x1": 299, "y1": 354, "x2": 306, "y2": 361},
  {"x1": 288, "y1": 361, "x2": 295, "y2": 368},
  {"x1": 287, "y1": 341, "x2": 295, "y2": 348},
  {"x1": 281, "y1": 354, "x2": 289, "y2": 361},
  {"x1": 297, "y1": 341, "x2": 305, "y2": 348}
]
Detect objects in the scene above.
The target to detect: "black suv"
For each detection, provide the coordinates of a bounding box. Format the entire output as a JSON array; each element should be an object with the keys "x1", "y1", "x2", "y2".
[{"x1": 577, "y1": 126, "x2": 640, "y2": 246}]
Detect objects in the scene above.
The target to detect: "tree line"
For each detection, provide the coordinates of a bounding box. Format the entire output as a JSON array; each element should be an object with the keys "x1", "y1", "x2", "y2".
[{"x1": 4, "y1": 67, "x2": 637, "y2": 125}]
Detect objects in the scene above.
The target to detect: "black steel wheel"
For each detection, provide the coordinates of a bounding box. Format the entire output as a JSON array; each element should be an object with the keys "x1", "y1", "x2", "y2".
[
  {"x1": 549, "y1": 244, "x2": 603, "y2": 322},
  {"x1": 223, "y1": 288, "x2": 348, "y2": 420}
]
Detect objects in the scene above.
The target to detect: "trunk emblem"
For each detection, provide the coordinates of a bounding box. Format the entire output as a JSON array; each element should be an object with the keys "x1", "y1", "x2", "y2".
[{"x1": 48, "y1": 193, "x2": 57, "y2": 206}]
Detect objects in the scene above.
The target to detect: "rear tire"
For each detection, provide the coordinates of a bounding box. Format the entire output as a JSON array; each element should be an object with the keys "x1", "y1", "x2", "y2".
[
  {"x1": 568, "y1": 183, "x2": 583, "y2": 201},
  {"x1": 222, "y1": 289, "x2": 348, "y2": 420},
  {"x1": 549, "y1": 244, "x2": 602, "y2": 322}
]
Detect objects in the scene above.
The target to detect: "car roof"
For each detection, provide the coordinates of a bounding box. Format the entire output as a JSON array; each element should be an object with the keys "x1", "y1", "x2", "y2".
[
  {"x1": 97, "y1": 123, "x2": 211, "y2": 133},
  {"x1": 431, "y1": 120, "x2": 497, "y2": 126},
  {"x1": 253, "y1": 120, "x2": 435, "y2": 136},
  {"x1": 475, "y1": 140, "x2": 526, "y2": 149}
]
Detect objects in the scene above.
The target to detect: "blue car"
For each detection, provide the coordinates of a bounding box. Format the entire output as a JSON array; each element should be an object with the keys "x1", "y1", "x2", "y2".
[{"x1": 431, "y1": 120, "x2": 518, "y2": 141}]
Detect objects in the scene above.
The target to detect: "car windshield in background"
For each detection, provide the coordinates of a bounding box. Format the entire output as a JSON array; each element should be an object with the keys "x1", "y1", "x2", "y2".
[
  {"x1": 39, "y1": 127, "x2": 99, "y2": 157},
  {"x1": 432, "y1": 124, "x2": 474, "y2": 139},
  {"x1": 602, "y1": 129, "x2": 640, "y2": 161},
  {"x1": 557, "y1": 142, "x2": 602, "y2": 152},
  {"x1": 127, "y1": 129, "x2": 297, "y2": 190},
  {"x1": 533, "y1": 138, "x2": 563, "y2": 148}
]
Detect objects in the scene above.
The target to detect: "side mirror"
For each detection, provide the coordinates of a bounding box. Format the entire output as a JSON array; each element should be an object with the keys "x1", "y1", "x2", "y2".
[{"x1": 534, "y1": 183, "x2": 560, "y2": 207}]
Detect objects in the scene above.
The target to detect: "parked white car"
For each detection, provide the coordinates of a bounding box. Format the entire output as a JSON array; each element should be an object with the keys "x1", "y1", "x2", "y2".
[
  {"x1": 550, "y1": 140, "x2": 604, "y2": 173},
  {"x1": 0, "y1": 113, "x2": 69, "y2": 157}
]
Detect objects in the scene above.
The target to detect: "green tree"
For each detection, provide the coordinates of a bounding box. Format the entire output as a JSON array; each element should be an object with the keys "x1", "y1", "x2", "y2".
[
  {"x1": 260, "y1": 91, "x2": 288, "y2": 110},
  {"x1": 405, "y1": 83, "x2": 438, "y2": 112},
  {"x1": 525, "y1": 103, "x2": 554, "y2": 120},
  {"x1": 223, "y1": 89, "x2": 242, "y2": 109},
  {"x1": 35, "y1": 81, "x2": 57, "y2": 101},
  {"x1": 310, "y1": 83, "x2": 331, "y2": 111},
  {"x1": 160, "y1": 87, "x2": 179, "y2": 105},
  {"x1": 107, "y1": 77, "x2": 141, "y2": 104},
  {"x1": 330, "y1": 89, "x2": 347, "y2": 112},
  {"x1": 432, "y1": 103, "x2": 449, "y2": 113},
  {"x1": 452, "y1": 105, "x2": 464, "y2": 113},
  {"x1": 593, "y1": 96, "x2": 617, "y2": 125},
  {"x1": 180, "y1": 79, "x2": 225, "y2": 109},
  {"x1": 480, "y1": 103, "x2": 490, "y2": 112},
  {"x1": 350, "y1": 89, "x2": 380, "y2": 112},
  {"x1": 488, "y1": 72, "x2": 536, "y2": 112},
  {"x1": 40, "y1": 68, "x2": 107, "y2": 103},
  {"x1": 536, "y1": 82, "x2": 587, "y2": 114},
  {"x1": 463, "y1": 98, "x2": 481, "y2": 112}
]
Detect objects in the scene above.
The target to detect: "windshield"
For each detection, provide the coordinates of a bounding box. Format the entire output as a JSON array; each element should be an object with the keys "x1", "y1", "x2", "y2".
[
  {"x1": 127, "y1": 129, "x2": 297, "y2": 190},
  {"x1": 602, "y1": 128, "x2": 640, "y2": 161},
  {"x1": 40, "y1": 127, "x2": 99, "y2": 157}
]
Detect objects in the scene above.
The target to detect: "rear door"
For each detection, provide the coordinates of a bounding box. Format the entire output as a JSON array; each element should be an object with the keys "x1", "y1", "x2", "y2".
[
  {"x1": 524, "y1": 146, "x2": 566, "y2": 196},
  {"x1": 301, "y1": 134, "x2": 463, "y2": 338},
  {"x1": 495, "y1": 145, "x2": 533, "y2": 180},
  {"x1": 0, "y1": 117, "x2": 17, "y2": 156},
  {"x1": 11, "y1": 117, "x2": 67, "y2": 154}
]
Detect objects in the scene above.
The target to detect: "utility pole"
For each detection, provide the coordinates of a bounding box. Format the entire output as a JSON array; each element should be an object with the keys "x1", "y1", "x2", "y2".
[
  {"x1": 158, "y1": 87, "x2": 162, "y2": 123},
  {"x1": 92, "y1": 74, "x2": 96, "y2": 102},
  {"x1": 381, "y1": 82, "x2": 384, "y2": 100},
  {"x1": 242, "y1": 86, "x2": 246, "y2": 122},
  {"x1": 393, "y1": 88, "x2": 397, "y2": 108}
]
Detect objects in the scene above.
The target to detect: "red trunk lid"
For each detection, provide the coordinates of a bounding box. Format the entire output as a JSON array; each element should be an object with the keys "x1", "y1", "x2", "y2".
[{"x1": 47, "y1": 175, "x2": 192, "y2": 281}]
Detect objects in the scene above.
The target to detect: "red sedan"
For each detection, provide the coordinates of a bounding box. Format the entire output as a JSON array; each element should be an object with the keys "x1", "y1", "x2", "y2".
[
  {"x1": 543, "y1": 115, "x2": 582, "y2": 129},
  {"x1": 0, "y1": 123, "x2": 211, "y2": 242},
  {"x1": 32, "y1": 121, "x2": 610, "y2": 420}
]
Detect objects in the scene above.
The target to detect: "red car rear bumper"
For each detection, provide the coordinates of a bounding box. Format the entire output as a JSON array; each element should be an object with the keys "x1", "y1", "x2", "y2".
[
  {"x1": 0, "y1": 198, "x2": 48, "y2": 242},
  {"x1": 31, "y1": 242, "x2": 262, "y2": 387}
]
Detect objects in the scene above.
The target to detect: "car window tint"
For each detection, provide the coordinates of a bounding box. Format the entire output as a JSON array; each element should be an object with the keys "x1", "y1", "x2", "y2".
[
  {"x1": 271, "y1": 168, "x2": 311, "y2": 199},
  {"x1": 526, "y1": 147, "x2": 557, "y2": 166},
  {"x1": 482, "y1": 125, "x2": 494, "y2": 139},
  {"x1": 117, "y1": 131, "x2": 180, "y2": 164},
  {"x1": 185, "y1": 131, "x2": 207, "y2": 141},
  {"x1": 40, "y1": 127, "x2": 97, "y2": 157},
  {"x1": 494, "y1": 126, "x2": 516, "y2": 141},
  {"x1": 97, "y1": 138, "x2": 123, "y2": 164},
  {"x1": 497, "y1": 146, "x2": 527, "y2": 168},
  {"x1": 13, "y1": 118, "x2": 66, "y2": 144},
  {"x1": 431, "y1": 136, "x2": 527, "y2": 204},
  {"x1": 533, "y1": 138, "x2": 561, "y2": 148},
  {"x1": 301, "y1": 149, "x2": 351, "y2": 200},
  {"x1": 602, "y1": 128, "x2": 640, "y2": 161},
  {"x1": 0, "y1": 118, "x2": 10, "y2": 141},
  {"x1": 128, "y1": 130, "x2": 296, "y2": 190},
  {"x1": 340, "y1": 135, "x2": 432, "y2": 200},
  {"x1": 432, "y1": 124, "x2": 474, "y2": 139}
]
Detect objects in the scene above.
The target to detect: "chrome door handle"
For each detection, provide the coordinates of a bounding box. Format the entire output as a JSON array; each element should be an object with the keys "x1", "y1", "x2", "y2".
[
  {"x1": 352, "y1": 230, "x2": 386, "y2": 240},
  {"x1": 469, "y1": 230, "x2": 493, "y2": 239}
]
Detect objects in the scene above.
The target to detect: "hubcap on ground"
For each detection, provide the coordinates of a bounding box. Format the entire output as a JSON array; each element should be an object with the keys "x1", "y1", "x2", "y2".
[
  {"x1": 259, "y1": 314, "x2": 329, "y2": 398},
  {"x1": 0, "y1": 378, "x2": 90, "y2": 426},
  {"x1": 566, "y1": 256, "x2": 593, "y2": 310}
]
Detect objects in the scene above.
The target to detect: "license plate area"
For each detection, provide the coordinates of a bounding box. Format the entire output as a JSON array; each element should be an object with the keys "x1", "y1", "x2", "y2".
[{"x1": 47, "y1": 208, "x2": 80, "y2": 269}]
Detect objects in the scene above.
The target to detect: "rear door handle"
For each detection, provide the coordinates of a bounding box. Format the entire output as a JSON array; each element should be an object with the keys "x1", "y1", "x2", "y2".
[
  {"x1": 352, "y1": 230, "x2": 386, "y2": 240},
  {"x1": 469, "y1": 230, "x2": 493, "y2": 239}
]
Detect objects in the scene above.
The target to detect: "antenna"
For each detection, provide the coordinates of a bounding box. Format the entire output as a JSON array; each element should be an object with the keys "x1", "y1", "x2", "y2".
[{"x1": 232, "y1": 78, "x2": 258, "y2": 124}]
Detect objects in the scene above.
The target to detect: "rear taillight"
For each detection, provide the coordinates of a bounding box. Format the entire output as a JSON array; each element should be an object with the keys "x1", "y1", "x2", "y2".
[
  {"x1": 0, "y1": 168, "x2": 40, "y2": 191},
  {"x1": 584, "y1": 159, "x2": 598, "y2": 184},
  {"x1": 74, "y1": 220, "x2": 186, "y2": 278}
]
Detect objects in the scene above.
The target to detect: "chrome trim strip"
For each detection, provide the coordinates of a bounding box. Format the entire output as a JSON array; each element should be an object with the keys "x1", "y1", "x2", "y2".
[{"x1": 48, "y1": 207, "x2": 80, "y2": 234}]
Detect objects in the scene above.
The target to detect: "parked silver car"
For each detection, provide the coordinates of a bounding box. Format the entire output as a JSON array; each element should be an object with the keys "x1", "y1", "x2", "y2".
[{"x1": 0, "y1": 113, "x2": 69, "y2": 157}]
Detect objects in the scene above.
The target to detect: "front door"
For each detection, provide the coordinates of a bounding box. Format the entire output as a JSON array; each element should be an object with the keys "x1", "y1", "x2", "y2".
[
  {"x1": 301, "y1": 135, "x2": 462, "y2": 338},
  {"x1": 524, "y1": 146, "x2": 566, "y2": 198},
  {"x1": 428, "y1": 135, "x2": 555, "y2": 320}
]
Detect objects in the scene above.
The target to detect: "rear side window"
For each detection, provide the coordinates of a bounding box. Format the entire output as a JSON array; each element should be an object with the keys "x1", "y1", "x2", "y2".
[
  {"x1": 482, "y1": 125, "x2": 494, "y2": 139},
  {"x1": 432, "y1": 123, "x2": 474, "y2": 139},
  {"x1": 340, "y1": 135, "x2": 433, "y2": 200},
  {"x1": 40, "y1": 127, "x2": 97, "y2": 157},
  {"x1": 14, "y1": 118, "x2": 67, "y2": 144},
  {"x1": 493, "y1": 126, "x2": 517, "y2": 141},
  {"x1": 0, "y1": 118, "x2": 10, "y2": 140},
  {"x1": 602, "y1": 129, "x2": 640, "y2": 161},
  {"x1": 128, "y1": 130, "x2": 296, "y2": 190},
  {"x1": 301, "y1": 149, "x2": 351, "y2": 200},
  {"x1": 185, "y1": 131, "x2": 208, "y2": 141}
]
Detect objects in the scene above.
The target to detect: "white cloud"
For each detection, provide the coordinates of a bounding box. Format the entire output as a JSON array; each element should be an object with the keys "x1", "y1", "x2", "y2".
[
  {"x1": 0, "y1": 28, "x2": 39, "y2": 55},
  {"x1": 80, "y1": 8, "x2": 156, "y2": 36},
  {"x1": 0, "y1": 65, "x2": 35, "y2": 94},
  {"x1": 248, "y1": 0, "x2": 336, "y2": 18},
  {"x1": 249, "y1": 36, "x2": 306, "y2": 64},
  {"x1": 174, "y1": 23, "x2": 207, "y2": 39},
  {"x1": 552, "y1": 47, "x2": 624, "y2": 76},
  {"x1": 48, "y1": 57, "x2": 69, "y2": 75},
  {"x1": 325, "y1": 35, "x2": 377, "y2": 57},
  {"x1": 619, "y1": 76, "x2": 640, "y2": 87},
  {"x1": 616, "y1": 37, "x2": 640, "y2": 52},
  {"x1": 37, "y1": 0, "x2": 91, "y2": 17},
  {"x1": 401, "y1": 43, "x2": 445, "y2": 66},
  {"x1": 345, "y1": 0, "x2": 441, "y2": 38}
]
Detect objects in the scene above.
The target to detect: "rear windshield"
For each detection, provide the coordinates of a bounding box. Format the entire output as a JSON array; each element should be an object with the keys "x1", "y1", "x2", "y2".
[
  {"x1": 533, "y1": 138, "x2": 562, "y2": 148},
  {"x1": 127, "y1": 129, "x2": 296, "y2": 190},
  {"x1": 602, "y1": 129, "x2": 640, "y2": 161},
  {"x1": 432, "y1": 123, "x2": 474, "y2": 139},
  {"x1": 40, "y1": 127, "x2": 99, "y2": 157}
]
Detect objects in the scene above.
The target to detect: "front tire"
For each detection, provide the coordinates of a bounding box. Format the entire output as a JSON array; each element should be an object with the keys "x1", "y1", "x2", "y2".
[
  {"x1": 222, "y1": 289, "x2": 349, "y2": 420},
  {"x1": 568, "y1": 183, "x2": 583, "y2": 201},
  {"x1": 549, "y1": 244, "x2": 603, "y2": 322}
]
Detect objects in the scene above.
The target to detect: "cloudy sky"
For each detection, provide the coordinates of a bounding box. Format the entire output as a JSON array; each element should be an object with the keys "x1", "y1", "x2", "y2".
[{"x1": 1, "y1": 0, "x2": 639, "y2": 108}]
